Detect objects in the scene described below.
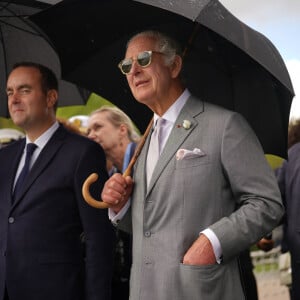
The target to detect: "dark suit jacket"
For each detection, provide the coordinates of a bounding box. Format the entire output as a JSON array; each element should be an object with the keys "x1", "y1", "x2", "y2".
[
  {"x1": 277, "y1": 142, "x2": 300, "y2": 300},
  {"x1": 0, "y1": 124, "x2": 115, "y2": 300}
]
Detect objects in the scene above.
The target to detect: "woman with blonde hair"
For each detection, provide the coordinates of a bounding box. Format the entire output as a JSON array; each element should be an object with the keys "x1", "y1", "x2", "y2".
[{"x1": 87, "y1": 105, "x2": 140, "y2": 173}]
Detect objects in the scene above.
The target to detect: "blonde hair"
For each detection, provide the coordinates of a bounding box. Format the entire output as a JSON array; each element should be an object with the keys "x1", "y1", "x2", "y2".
[{"x1": 90, "y1": 106, "x2": 140, "y2": 142}]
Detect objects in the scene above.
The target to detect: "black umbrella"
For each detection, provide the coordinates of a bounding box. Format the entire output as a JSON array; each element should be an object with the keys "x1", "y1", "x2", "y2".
[
  {"x1": 30, "y1": 0, "x2": 294, "y2": 158},
  {"x1": 0, "y1": 1, "x2": 91, "y2": 118}
]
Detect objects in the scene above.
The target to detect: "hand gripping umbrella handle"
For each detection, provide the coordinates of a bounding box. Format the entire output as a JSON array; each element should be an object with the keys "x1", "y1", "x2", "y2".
[{"x1": 82, "y1": 118, "x2": 154, "y2": 209}]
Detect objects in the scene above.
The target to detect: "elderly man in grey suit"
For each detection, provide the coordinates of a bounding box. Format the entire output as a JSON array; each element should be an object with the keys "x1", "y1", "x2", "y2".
[{"x1": 101, "y1": 30, "x2": 284, "y2": 300}]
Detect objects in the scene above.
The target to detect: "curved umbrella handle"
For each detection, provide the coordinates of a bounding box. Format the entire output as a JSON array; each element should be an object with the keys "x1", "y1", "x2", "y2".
[
  {"x1": 82, "y1": 173, "x2": 110, "y2": 209},
  {"x1": 82, "y1": 118, "x2": 154, "y2": 209}
]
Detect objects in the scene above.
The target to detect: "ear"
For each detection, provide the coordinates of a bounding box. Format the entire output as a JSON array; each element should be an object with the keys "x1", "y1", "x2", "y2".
[
  {"x1": 119, "y1": 123, "x2": 128, "y2": 137},
  {"x1": 47, "y1": 89, "x2": 58, "y2": 108},
  {"x1": 170, "y1": 55, "x2": 183, "y2": 78}
]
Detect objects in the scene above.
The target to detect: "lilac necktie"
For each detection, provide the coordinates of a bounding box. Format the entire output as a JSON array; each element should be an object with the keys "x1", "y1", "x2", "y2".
[
  {"x1": 146, "y1": 118, "x2": 165, "y2": 186},
  {"x1": 13, "y1": 143, "x2": 37, "y2": 200}
]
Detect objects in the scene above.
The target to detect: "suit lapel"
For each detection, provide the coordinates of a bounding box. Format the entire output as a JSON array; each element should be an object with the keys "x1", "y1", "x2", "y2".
[
  {"x1": 147, "y1": 96, "x2": 204, "y2": 193},
  {"x1": 12, "y1": 125, "x2": 67, "y2": 207},
  {"x1": 6, "y1": 140, "x2": 25, "y2": 204}
]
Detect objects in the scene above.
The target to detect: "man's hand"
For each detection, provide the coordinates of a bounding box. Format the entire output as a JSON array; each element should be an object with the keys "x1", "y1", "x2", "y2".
[
  {"x1": 101, "y1": 173, "x2": 133, "y2": 213},
  {"x1": 183, "y1": 234, "x2": 216, "y2": 265},
  {"x1": 256, "y1": 237, "x2": 274, "y2": 252}
]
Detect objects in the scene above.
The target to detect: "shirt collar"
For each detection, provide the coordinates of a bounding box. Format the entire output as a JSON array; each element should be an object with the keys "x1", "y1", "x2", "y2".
[
  {"x1": 153, "y1": 88, "x2": 190, "y2": 125},
  {"x1": 26, "y1": 121, "x2": 59, "y2": 149}
]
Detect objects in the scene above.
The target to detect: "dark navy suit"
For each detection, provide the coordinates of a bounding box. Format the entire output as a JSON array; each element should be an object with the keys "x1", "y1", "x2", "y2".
[
  {"x1": 277, "y1": 142, "x2": 300, "y2": 300},
  {"x1": 0, "y1": 124, "x2": 115, "y2": 300}
]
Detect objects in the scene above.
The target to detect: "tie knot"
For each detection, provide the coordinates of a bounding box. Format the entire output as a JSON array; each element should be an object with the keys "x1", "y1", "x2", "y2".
[
  {"x1": 155, "y1": 118, "x2": 165, "y2": 129},
  {"x1": 26, "y1": 143, "x2": 37, "y2": 156}
]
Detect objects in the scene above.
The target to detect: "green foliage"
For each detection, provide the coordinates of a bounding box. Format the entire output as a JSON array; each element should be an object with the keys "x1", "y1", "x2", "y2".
[
  {"x1": 0, "y1": 117, "x2": 24, "y2": 132},
  {"x1": 56, "y1": 92, "x2": 114, "y2": 119}
]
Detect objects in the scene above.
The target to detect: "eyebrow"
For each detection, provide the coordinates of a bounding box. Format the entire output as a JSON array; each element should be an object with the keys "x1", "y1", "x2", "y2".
[{"x1": 6, "y1": 84, "x2": 32, "y2": 93}]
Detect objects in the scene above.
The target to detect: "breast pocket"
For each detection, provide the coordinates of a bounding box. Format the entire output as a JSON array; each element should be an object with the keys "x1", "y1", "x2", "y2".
[{"x1": 175, "y1": 154, "x2": 210, "y2": 169}]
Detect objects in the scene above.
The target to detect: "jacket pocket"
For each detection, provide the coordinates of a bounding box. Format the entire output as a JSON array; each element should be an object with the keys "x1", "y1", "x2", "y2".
[
  {"x1": 175, "y1": 155, "x2": 210, "y2": 169},
  {"x1": 178, "y1": 262, "x2": 244, "y2": 300}
]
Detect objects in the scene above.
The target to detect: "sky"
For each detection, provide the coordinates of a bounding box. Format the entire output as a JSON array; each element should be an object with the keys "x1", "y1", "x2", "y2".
[{"x1": 219, "y1": 0, "x2": 300, "y2": 121}]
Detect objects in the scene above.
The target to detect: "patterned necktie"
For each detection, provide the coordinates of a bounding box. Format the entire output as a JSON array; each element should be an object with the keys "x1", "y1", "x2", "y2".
[
  {"x1": 13, "y1": 143, "x2": 37, "y2": 200},
  {"x1": 146, "y1": 118, "x2": 165, "y2": 186}
]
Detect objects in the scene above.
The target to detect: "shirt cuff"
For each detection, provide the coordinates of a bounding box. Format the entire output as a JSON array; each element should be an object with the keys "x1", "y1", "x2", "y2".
[
  {"x1": 201, "y1": 228, "x2": 223, "y2": 264},
  {"x1": 108, "y1": 199, "x2": 131, "y2": 225}
]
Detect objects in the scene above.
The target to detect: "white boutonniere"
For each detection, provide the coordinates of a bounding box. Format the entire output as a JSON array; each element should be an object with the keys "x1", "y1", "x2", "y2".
[{"x1": 182, "y1": 120, "x2": 191, "y2": 129}]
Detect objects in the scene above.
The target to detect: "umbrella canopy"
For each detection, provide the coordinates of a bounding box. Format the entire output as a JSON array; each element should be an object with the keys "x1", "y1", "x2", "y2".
[
  {"x1": 0, "y1": 1, "x2": 91, "y2": 118},
  {"x1": 30, "y1": 0, "x2": 294, "y2": 158}
]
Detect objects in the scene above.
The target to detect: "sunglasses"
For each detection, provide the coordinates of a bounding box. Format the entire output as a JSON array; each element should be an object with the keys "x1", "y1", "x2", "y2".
[{"x1": 118, "y1": 50, "x2": 162, "y2": 75}]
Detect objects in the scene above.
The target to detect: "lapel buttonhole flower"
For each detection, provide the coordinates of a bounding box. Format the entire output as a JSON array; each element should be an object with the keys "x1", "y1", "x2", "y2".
[{"x1": 182, "y1": 120, "x2": 191, "y2": 130}]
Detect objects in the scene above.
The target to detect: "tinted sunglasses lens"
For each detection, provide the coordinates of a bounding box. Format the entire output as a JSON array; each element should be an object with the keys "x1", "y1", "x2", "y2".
[
  {"x1": 119, "y1": 51, "x2": 152, "y2": 74},
  {"x1": 120, "y1": 59, "x2": 133, "y2": 74},
  {"x1": 137, "y1": 51, "x2": 152, "y2": 67}
]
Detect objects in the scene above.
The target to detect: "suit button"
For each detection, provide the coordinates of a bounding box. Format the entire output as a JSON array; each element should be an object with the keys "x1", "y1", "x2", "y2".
[
  {"x1": 8, "y1": 217, "x2": 15, "y2": 223},
  {"x1": 144, "y1": 231, "x2": 151, "y2": 237},
  {"x1": 145, "y1": 259, "x2": 153, "y2": 265}
]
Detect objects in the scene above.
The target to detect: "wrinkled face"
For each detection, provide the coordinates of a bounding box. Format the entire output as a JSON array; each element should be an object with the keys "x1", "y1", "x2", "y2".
[
  {"x1": 124, "y1": 35, "x2": 175, "y2": 107},
  {"x1": 6, "y1": 66, "x2": 54, "y2": 131},
  {"x1": 87, "y1": 111, "x2": 121, "y2": 153}
]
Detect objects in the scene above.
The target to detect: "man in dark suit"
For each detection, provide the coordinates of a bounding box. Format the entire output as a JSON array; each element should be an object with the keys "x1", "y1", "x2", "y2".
[
  {"x1": 276, "y1": 119, "x2": 300, "y2": 300},
  {"x1": 0, "y1": 62, "x2": 115, "y2": 300}
]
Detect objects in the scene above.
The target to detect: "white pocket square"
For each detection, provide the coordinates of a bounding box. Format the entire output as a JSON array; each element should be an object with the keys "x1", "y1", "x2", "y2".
[{"x1": 176, "y1": 148, "x2": 206, "y2": 160}]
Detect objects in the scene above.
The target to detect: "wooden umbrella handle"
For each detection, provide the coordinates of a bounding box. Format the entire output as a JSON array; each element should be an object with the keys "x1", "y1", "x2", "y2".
[
  {"x1": 82, "y1": 173, "x2": 109, "y2": 209},
  {"x1": 82, "y1": 118, "x2": 154, "y2": 209}
]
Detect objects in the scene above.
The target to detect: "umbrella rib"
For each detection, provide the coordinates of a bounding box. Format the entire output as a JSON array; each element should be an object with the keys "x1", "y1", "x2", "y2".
[
  {"x1": 0, "y1": 4, "x2": 57, "y2": 51},
  {"x1": 0, "y1": 19, "x2": 41, "y2": 36},
  {"x1": 0, "y1": 3, "x2": 48, "y2": 39},
  {"x1": 0, "y1": 1, "x2": 10, "y2": 13},
  {"x1": 182, "y1": 23, "x2": 201, "y2": 59}
]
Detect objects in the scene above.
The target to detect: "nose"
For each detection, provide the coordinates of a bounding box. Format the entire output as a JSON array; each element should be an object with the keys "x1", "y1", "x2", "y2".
[
  {"x1": 8, "y1": 92, "x2": 19, "y2": 103},
  {"x1": 129, "y1": 60, "x2": 142, "y2": 75},
  {"x1": 87, "y1": 130, "x2": 96, "y2": 140}
]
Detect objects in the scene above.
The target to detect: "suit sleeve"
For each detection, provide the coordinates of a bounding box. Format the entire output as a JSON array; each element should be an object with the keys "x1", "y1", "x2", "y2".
[
  {"x1": 74, "y1": 140, "x2": 116, "y2": 300},
  {"x1": 209, "y1": 112, "x2": 284, "y2": 262}
]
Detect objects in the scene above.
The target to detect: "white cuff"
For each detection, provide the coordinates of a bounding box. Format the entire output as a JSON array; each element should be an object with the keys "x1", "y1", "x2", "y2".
[
  {"x1": 108, "y1": 199, "x2": 131, "y2": 225},
  {"x1": 201, "y1": 228, "x2": 223, "y2": 264}
]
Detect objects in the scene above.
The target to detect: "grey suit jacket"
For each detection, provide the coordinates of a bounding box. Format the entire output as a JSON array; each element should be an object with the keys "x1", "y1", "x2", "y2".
[{"x1": 120, "y1": 96, "x2": 283, "y2": 300}]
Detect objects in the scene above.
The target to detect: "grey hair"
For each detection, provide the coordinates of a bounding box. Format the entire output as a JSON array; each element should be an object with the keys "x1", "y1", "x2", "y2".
[
  {"x1": 126, "y1": 30, "x2": 183, "y2": 66},
  {"x1": 90, "y1": 106, "x2": 140, "y2": 143}
]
